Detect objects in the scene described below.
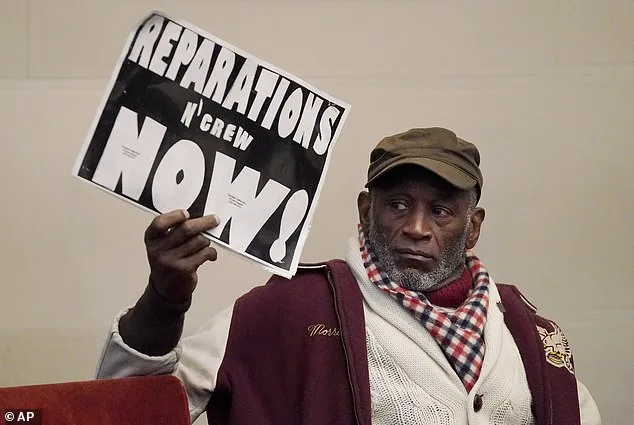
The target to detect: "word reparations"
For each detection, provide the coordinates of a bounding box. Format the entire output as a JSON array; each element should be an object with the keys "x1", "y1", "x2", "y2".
[{"x1": 128, "y1": 14, "x2": 341, "y2": 156}]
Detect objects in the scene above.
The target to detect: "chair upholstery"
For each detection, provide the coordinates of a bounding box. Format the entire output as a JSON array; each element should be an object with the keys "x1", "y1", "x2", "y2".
[{"x1": 0, "y1": 375, "x2": 190, "y2": 425}]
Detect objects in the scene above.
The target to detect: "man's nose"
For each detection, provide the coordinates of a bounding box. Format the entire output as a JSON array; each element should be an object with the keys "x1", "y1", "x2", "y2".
[{"x1": 402, "y1": 212, "x2": 432, "y2": 240}]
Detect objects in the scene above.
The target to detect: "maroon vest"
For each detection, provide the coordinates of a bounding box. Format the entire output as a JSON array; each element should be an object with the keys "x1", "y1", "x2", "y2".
[
  {"x1": 206, "y1": 260, "x2": 580, "y2": 425},
  {"x1": 496, "y1": 284, "x2": 581, "y2": 425}
]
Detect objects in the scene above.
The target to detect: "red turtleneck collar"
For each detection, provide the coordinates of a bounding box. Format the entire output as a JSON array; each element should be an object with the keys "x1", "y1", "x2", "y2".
[{"x1": 423, "y1": 267, "x2": 472, "y2": 309}]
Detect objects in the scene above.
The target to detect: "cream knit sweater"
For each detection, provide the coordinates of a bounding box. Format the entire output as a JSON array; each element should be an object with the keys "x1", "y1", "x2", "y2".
[{"x1": 347, "y1": 237, "x2": 534, "y2": 424}]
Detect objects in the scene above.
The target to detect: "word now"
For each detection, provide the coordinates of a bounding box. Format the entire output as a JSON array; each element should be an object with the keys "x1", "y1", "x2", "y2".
[{"x1": 92, "y1": 107, "x2": 309, "y2": 257}]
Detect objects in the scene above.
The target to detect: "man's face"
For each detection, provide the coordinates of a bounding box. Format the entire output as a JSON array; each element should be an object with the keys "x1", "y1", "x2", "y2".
[{"x1": 358, "y1": 166, "x2": 484, "y2": 291}]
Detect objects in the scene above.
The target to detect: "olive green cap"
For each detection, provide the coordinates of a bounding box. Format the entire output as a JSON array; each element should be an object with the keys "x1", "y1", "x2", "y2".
[{"x1": 366, "y1": 127, "x2": 483, "y2": 198}]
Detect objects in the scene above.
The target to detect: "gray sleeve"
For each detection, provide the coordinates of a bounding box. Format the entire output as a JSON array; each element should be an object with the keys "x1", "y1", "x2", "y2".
[{"x1": 577, "y1": 380, "x2": 602, "y2": 425}]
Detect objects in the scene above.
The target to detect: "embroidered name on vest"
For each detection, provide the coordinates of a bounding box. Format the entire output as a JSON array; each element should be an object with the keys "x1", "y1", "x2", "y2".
[
  {"x1": 307, "y1": 323, "x2": 341, "y2": 337},
  {"x1": 537, "y1": 321, "x2": 575, "y2": 374}
]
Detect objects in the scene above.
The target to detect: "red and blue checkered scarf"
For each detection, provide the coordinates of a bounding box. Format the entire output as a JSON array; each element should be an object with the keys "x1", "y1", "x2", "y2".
[{"x1": 359, "y1": 226, "x2": 490, "y2": 393}]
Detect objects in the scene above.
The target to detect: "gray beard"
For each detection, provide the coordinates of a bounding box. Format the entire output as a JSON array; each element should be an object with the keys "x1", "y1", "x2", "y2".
[{"x1": 366, "y1": 216, "x2": 470, "y2": 292}]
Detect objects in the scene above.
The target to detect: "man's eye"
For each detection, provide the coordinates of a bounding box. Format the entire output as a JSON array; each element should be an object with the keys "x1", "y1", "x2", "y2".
[
  {"x1": 432, "y1": 206, "x2": 450, "y2": 217},
  {"x1": 391, "y1": 201, "x2": 408, "y2": 210}
]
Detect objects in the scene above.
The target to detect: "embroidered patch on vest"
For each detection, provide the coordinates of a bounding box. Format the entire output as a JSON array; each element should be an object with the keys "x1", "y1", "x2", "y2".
[
  {"x1": 537, "y1": 321, "x2": 574, "y2": 374},
  {"x1": 307, "y1": 323, "x2": 341, "y2": 337}
]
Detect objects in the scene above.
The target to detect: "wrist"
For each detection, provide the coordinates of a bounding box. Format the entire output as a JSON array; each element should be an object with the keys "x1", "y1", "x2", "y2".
[
  {"x1": 146, "y1": 278, "x2": 192, "y2": 314},
  {"x1": 118, "y1": 280, "x2": 189, "y2": 356}
]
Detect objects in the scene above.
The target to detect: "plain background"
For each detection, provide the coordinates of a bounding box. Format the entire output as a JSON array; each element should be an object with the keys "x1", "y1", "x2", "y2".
[{"x1": 0, "y1": 1, "x2": 632, "y2": 423}]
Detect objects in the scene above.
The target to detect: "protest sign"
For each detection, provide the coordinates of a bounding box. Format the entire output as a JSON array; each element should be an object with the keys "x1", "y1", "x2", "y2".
[{"x1": 72, "y1": 11, "x2": 350, "y2": 278}]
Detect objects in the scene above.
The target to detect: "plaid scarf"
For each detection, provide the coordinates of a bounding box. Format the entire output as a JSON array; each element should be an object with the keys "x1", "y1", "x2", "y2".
[{"x1": 359, "y1": 226, "x2": 490, "y2": 393}]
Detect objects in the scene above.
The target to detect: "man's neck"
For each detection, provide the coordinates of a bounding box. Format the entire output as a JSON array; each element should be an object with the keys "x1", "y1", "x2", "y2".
[{"x1": 423, "y1": 267, "x2": 472, "y2": 308}]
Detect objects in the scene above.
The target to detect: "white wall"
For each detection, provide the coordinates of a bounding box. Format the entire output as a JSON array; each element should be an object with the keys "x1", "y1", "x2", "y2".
[{"x1": 1, "y1": 1, "x2": 632, "y2": 423}]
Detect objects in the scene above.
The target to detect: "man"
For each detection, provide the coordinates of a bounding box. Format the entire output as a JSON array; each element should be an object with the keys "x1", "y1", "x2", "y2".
[{"x1": 97, "y1": 128, "x2": 601, "y2": 425}]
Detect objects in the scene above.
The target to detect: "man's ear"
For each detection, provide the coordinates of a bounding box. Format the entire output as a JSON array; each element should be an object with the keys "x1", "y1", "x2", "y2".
[
  {"x1": 466, "y1": 207, "x2": 485, "y2": 250},
  {"x1": 357, "y1": 191, "x2": 371, "y2": 227}
]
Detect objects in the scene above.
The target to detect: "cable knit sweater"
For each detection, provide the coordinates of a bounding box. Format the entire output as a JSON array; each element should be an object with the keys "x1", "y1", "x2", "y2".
[
  {"x1": 348, "y1": 237, "x2": 534, "y2": 424},
  {"x1": 95, "y1": 237, "x2": 601, "y2": 424}
]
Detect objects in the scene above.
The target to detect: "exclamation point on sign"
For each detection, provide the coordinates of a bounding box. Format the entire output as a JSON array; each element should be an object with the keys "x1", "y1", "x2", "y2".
[{"x1": 269, "y1": 190, "x2": 309, "y2": 263}]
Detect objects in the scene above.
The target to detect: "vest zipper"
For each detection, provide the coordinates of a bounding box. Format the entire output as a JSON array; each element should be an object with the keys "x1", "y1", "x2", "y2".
[{"x1": 326, "y1": 266, "x2": 363, "y2": 425}]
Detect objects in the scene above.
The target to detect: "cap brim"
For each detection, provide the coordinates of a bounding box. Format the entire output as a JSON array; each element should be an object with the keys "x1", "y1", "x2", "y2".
[{"x1": 365, "y1": 157, "x2": 477, "y2": 190}]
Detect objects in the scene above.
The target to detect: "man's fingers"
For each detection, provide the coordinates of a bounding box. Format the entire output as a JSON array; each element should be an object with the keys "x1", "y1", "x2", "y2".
[
  {"x1": 172, "y1": 234, "x2": 212, "y2": 259},
  {"x1": 145, "y1": 210, "x2": 190, "y2": 240},
  {"x1": 177, "y1": 246, "x2": 218, "y2": 272},
  {"x1": 162, "y1": 215, "x2": 220, "y2": 249}
]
